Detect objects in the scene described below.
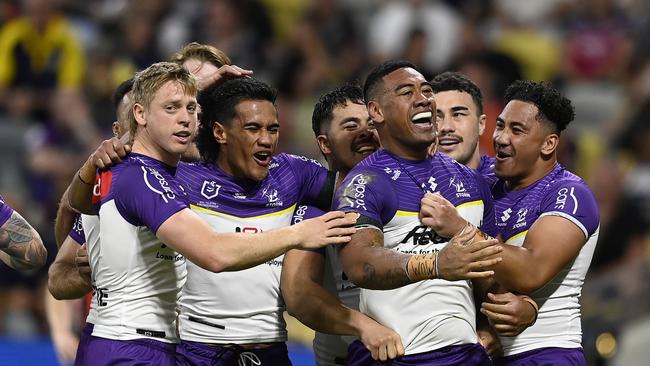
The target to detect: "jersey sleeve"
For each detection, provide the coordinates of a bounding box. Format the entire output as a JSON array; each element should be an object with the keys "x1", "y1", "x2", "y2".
[
  {"x1": 476, "y1": 173, "x2": 498, "y2": 238},
  {"x1": 332, "y1": 168, "x2": 397, "y2": 230},
  {"x1": 540, "y1": 180, "x2": 600, "y2": 238},
  {"x1": 112, "y1": 165, "x2": 188, "y2": 234},
  {"x1": 68, "y1": 214, "x2": 86, "y2": 245},
  {"x1": 292, "y1": 204, "x2": 327, "y2": 255},
  {"x1": 0, "y1": 194, "x2": 14, "y2": 227},
  {"x1": 284, "y1": 154, "x2": 333, "y2": 210},
  {"x1": 291, "y1": 204, "x2": 326, "y2": 225}
]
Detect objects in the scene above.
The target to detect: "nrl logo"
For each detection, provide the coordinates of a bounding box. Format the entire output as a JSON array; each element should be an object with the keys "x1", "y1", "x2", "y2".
[{"x1": 201, "y1": 180, "x2": 221, "y2": 199}]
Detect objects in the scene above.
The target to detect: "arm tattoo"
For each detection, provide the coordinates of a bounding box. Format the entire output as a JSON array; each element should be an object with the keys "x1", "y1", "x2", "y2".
[
  {"x1": 0, "y1": 212, "x2": 47, "y2": 267},
  {"x1": 358, "y1": 229, "x2": 411, "y2": 289}
]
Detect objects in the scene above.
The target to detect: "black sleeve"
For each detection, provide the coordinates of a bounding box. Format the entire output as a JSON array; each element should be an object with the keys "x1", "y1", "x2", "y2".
[{"x1": 312, "y1": 170, "x2": 338, "y2": 212}]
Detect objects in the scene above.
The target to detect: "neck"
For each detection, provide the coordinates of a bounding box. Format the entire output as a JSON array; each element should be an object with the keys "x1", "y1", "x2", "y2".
[
  {"x1": 382, "y1": 141, "x2": 429, "y2": 161},
  {"x1": 507, "y1": 159, "x2": 557, "y2": 190},
  {"x1": 466, "y1": 149, "x2": 481, "y2": 170},
  {"x1": 131, "y1": 139, "x2": 180, "y2": 167}
]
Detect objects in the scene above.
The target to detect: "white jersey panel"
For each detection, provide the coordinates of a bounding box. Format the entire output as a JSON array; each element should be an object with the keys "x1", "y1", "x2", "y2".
[
  {"x1": 359, "y1": 203, "x2": 484, "y2": 354},
  {"x1": 81, "y1": 214, "x2": 99, "y2": 325},
  {"x1": 178, "y1": 207, "x2": 294, "y2": 343},
  {"x1": 91, "y1": 200, "x2": 186, "y2": 343},
  {"x1": 500, "y1": 226, "x2": 599, "y2": 355}
]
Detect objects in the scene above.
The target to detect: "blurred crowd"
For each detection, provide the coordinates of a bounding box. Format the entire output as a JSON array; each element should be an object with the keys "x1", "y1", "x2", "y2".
[{"x1": 0, "y1": 0, "x2": 648, "y2": 364}]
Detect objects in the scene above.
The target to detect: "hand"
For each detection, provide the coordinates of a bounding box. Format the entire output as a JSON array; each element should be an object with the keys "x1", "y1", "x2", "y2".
[
  {"x1": 293, "y1": 211, "x2": 357, "y2": 250},
  {"x1": 88, "y1": 137, "x2": 132, "y2": 169},
  {"x1": 51, "y1": 330, "x2": 79, "y2": 365},
  {"x1": 75, "y1": 244, "x2": 91, "y2": 282},
  {"x1": 481, "y1": 292, "x2": 537, "y2": 336},
  {"x1": 359, "y1": 319, "x2": 404, "y2": 361},
  {"x1": 437, "y1": 225, "x2": 502, "y2": 281},
  {"x1": 477, "y1": 326, "x2": 502, "y2": 359},
  {"x1": 419, "y1": 192, "x2": 466, "y2": 238},
  {"x1": 197, "y1": 64, "x2": 254, "y2": 90}
]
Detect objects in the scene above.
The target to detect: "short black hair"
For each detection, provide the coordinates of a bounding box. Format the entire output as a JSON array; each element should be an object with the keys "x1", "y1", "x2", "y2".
[
  {"x1": 197, "y1": 77, "x2": 277, "y2": 163},
  {"x1": 504, "y1": 80, "x2": 575, "y2": 134},
  {"x1": 363, "y1": 60, "x2": 420, "y2": 101},
  {"x1": 430, "y1": 71, "x2": 483, "y2": 115},
  {"x1": 312, "y1": 84, "x2": 364, "y2": 136},
  {"x1": 112, "y1": 78, "x2": 134, "y2": 113}
]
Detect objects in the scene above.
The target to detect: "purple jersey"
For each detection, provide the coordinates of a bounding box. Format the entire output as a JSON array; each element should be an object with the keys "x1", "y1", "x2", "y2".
[
  {"x1": 0, "y1": 194, "x2": 14, "y2": 227},
  {"x1": 90, "y1": 153, "x2": 188, "y2": 344},
  {"x1": 333, "y1": 150, "x2": 496, "y2": 354},
  {"x1": 492, "y1": 164, "x2": 599, "y2": 356},
  {"x1": 69, "y1": 214, "x2": 85, "y2": 244},
  {"x1": 477, "y1": 154, "x2": 497, "y2": 187},
  {"x1": 174, "y1": 153, "x2": 332, "y2": 344}
]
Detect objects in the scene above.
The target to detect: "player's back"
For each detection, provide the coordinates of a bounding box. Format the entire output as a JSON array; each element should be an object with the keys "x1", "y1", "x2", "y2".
[
  {"x1": 91, "y1": 153, "x2": 188, "y2": 343},
  {"x1": 175, "y1": 153, "x2": 331, "y2": 344}
]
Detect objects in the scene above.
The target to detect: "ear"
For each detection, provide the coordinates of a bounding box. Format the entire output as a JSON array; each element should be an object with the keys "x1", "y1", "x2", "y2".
[
  {"x1": 213, "y1": 122, "x2": 227, "y2": 144},
  {"x1": 133, "y1": 103, "x2": 146, "y2": 127},
  {"x1": 367, "y1": 101, "x2": 384, "y2": 128},
  {"x1": 316, "y1": 135, "x2": 332, "y2": 155},
  {"x1": 541, "y1": 133, "x2": 559, "y2": 156},
  {"x1": 111, "y1": 121, "x2": 120, "y2": 137},
  {"x1": 478, "y1": 114, "x2": 486, "y2": 136}
]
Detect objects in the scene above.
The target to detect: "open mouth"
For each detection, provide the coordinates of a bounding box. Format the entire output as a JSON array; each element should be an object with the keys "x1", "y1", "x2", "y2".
[
  {"x1": 173, "y1": 131, "x2": 192, "y2": 143},
  {"x1": 437, "y1": 136, "x2": 461, "y2": 149},
  {"x1": 253, "y1": 151, "x2": 272, "y2": 166},
  {"x1": 495, "y1": 149, "x2": 512, "y2": 161},
  {"x1": 354, "y1": 143, "x2": 378, "y2": 155},
  {"x1": 412, "y1": 111, "x2": 433, "y2": 125}
]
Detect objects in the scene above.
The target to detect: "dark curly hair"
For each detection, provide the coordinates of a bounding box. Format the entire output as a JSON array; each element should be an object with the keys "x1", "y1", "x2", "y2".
[
  {"x1": 430, "y1": 71, "x2": 483, "y2": 115},
  {"x1": 112, "y1": 78, "x2": 134, "y2": 114},
  {"x1": 312, "y1": 84, "x2": 364, "y2": 136},
  {"x1": 196, "y1": 77, "x2": 277, "y2": 163},
  {"x1": 363, "y1": 60, "x2": 420, "y2": 101},
  {"x1": 504, "y1": 80, "x2": 575, "y2": 134}
]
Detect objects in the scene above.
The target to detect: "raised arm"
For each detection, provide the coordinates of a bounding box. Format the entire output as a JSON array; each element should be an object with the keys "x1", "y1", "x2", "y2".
[
  {"x1": 281, "y1": 248, "x2": 404, "y2": 361},
  {"x1": 156, "y1": 210, "x2": 357, "y2": 273},
  {"x1": 0, "y1": 210, "x2": 47, "y2": 271},
  {"x1": 55, "y1": 187, "x2": 78, "y2": 249},
  {"x1": 68, "y1": 138, "x2": 131, "y2": 214}
]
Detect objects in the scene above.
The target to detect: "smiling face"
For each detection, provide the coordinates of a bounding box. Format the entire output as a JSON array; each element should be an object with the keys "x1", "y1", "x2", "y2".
[
  {"x1": 318, "y1": 100, "x2": 379, "y2": 175},
  {"x1": 215, "y1": 99, "x2": 279, "y2": 182},
  {"x1": 434, "y1": 90, "x2": 485, "y2": 168},
  {"x1": 368, "y1": 67, "x2": 435, "y2": 160},
  {"x1": 133, "y1": 80, "x2": 197, "y2": 165},
  {"x1": 493, "y1": 100, "x2": 558, "y2": 188}
]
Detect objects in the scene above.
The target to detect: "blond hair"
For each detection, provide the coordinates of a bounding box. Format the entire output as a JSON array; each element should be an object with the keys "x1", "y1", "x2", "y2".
[
  {"x1": 170, "y1": 42, "x2": 231, "y2": 68},
  {"x1": 129, "y1": 62, "x2": 198, "y2": 140}
]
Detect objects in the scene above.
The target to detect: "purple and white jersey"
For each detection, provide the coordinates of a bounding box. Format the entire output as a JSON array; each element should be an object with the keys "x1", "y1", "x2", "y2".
[
  {"x1": 333, "y1": 150, "x2": 496, "y2": 355},
  {"x1": 67, "y1": 214, "x2": 100, "y2": 325},
  {"x1": 292, "y1": 204, "x2": 359, "y2": 366},
  {"x1": 492, "y1": 164, "x2": 599, "y2": 356},
  {"x1": 91, "y1": 153, "x2": 188, "y2": 343},
  {"x1": 477, "y1": 154, "x2": 497, "y2": 187},
  {"x1": 175, "y1": 153, "x2": 331, "y2": 344},
  {"x1": 68, "y1": 214, "x2": 85, "y2": 245},
  {"x1": 0, "y1": 194, "x2": 14, "y2": 227}
]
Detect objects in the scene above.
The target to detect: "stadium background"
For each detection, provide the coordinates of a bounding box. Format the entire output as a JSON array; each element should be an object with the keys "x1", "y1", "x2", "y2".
[{"x1": 0, "y1": 0, "x2": 648, "y2": 364}]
